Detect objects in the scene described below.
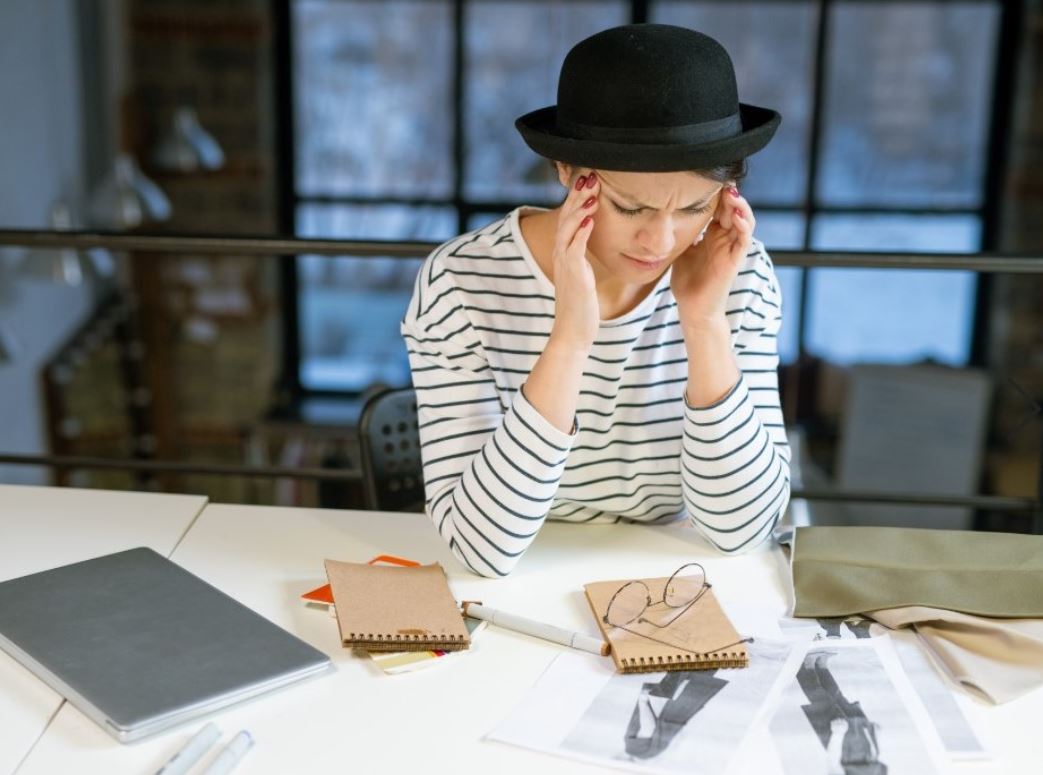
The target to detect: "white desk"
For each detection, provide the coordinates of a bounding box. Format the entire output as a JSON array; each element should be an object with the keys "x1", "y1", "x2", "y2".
[
  {"x1": 0, "y1": 484, "x2": 208, "y2": 775},
  {"x1": 11, "y1": 498, "x2": 1043, "y2": 774}
]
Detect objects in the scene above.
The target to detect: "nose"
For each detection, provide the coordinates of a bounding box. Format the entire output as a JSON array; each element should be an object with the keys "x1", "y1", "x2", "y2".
[{"x1": 636, "y1": 213, "x2": 676, "y2": 258}]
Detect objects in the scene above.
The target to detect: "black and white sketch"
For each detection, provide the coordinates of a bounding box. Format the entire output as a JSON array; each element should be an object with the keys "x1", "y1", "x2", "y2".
[
  {"x1": 797, "y1": 650, "x2": 886, "y2": 774},
  {"x1": 778, "y1": 616, "x2": 988, "y2": 759},
  {"x1": 779, "y1": 616, "x2": 881, "y2": 641},
  {"x1": 769, "y1": 639, "x2": 945, "y2": 775},
  {"x1": 890, "y1": 638, "x2": 988, "y2": 759},
  {"x1": 622, "y1": 671, "x2": 728, "y2": 759},
  {"x1": 488, "y1": 640, "x2": 802, "y2": 775}
]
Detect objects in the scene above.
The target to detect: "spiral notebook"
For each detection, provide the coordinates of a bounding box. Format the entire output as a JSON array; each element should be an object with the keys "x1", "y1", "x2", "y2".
[
  {"x1": 583, "y1": 575, "x2": 749, "y2": 673},
  {"x1": 324, "y1": 559, "x2": 470, "y2": 652}
]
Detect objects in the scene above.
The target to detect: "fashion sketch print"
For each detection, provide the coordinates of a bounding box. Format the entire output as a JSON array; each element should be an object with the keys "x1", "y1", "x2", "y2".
[
  {"x1": 778, "y1": 615, "x2": 882, "y2": 641},
  {"x1": 488, "y1": 640, "x2": 801, "y2": 775},
  {"x1": 776, "y1": 616, "x2": 986, "y2": 759},
  {"x1": 559, "y1": 639, "x2": 797, "y2": 774},
  {"x1": 769, "y1": 639, "x2": 943, "y2": 775}
]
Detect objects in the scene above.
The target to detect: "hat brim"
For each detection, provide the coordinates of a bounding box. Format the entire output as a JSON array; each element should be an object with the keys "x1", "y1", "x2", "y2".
[{"x1": 515, "y1": 103, "x2": 780, "y2": 172}]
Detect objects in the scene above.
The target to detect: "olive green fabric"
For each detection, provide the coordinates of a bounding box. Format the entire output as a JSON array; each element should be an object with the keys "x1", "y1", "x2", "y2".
[{"x1": 792, "y1": 526, "x2": 1043, "y2": 619}]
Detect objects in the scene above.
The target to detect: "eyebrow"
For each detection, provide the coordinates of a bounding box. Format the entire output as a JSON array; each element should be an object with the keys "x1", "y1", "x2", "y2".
[{"x1": 614, "y1": 192, "x2": 717, "y2": 210}]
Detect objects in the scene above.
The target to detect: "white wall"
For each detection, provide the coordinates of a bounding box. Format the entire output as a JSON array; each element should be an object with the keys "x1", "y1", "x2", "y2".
[{"x1": 0, "y1": 0, "x2": 96, "y2": 484}]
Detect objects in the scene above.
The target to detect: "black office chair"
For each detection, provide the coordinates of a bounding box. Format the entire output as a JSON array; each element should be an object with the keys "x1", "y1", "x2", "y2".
[{"x1": 358, "y1": 387, "x2": 426, "y2": 512}]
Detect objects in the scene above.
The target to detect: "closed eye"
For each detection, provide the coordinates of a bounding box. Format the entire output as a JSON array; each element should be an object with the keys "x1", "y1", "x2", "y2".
[
  {"x1": 611, "y1": 202, "x2": 644, "y2": 217},
  {"x1": 611, "y1": 201, "x2": 713, "y2": 217}
]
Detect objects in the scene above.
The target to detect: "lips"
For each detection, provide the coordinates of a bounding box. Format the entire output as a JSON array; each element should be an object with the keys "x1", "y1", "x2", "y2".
[{"x1": 623, "y1": 253, "x2": 667, "y2": 270}]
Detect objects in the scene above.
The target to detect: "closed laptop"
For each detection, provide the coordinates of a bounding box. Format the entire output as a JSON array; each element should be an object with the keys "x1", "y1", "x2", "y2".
[{"x1": 0, "y1": 547, "x2": 332, "y2": 742}]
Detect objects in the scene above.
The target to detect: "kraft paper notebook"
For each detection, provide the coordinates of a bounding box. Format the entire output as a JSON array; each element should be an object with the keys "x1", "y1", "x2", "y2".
[
  {"x1": 584, "y1": 575, "x2": 749, "y2": 673},
  {"x1": 324, "y1": 560, "x2": 470, "y2": 652}
]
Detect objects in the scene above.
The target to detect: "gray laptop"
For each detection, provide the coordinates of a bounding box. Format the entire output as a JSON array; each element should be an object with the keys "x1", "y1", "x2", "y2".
[{"x1": 0, "y1": 547, "x2": 332, "y2": 742}]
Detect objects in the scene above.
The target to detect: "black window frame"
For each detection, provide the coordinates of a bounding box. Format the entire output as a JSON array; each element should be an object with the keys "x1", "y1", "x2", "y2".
[{"x1": 272, "y1": 0, "x2": 1021, "y2": 403}]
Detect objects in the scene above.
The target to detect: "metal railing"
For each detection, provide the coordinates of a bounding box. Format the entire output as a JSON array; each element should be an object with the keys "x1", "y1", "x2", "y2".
[
  {"x1": 2, "y1": 228, "x2": 1042, "y2": 271},
  {"x1": 1, "y1": 229, "x2": 1040, "y2": 523}
]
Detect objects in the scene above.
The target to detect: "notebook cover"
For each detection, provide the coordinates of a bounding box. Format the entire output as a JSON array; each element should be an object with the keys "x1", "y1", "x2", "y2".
[
  {"x1": 324, "y1": 560, "x2": 470, "y2": 652},
  {"x1": 584, "y1": 575, "x2": 748, "y2": 673}
]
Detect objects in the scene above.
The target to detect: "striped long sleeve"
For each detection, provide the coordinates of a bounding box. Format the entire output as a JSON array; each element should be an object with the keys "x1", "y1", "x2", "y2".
[
  {"x1": 402, "y1": 232, "x2": 576, "y2": 577},
  {"x1": 680, "y1": 247, "x2": 791, "y2": 552},
  {"x1": 401, "y1": 211, "x2": 790, "y2": 577}
]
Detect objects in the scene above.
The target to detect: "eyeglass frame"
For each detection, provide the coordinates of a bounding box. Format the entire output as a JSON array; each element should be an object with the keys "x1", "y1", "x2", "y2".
[
  {"x1": 600, "y1": 562, "x2": 751, "y2": 657},
  {"x1": 602, "y1": 562, "x2": 712, "y2": 630}
]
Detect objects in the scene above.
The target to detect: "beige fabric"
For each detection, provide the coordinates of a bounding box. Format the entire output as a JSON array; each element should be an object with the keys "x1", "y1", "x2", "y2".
[{"x1": 867, "y1": 606, "x2": 1043, "y2": 705}]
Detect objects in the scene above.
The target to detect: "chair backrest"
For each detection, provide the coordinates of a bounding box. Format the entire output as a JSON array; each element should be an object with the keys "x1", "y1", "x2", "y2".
[{"x1": 358, "y1": 387, "x2": 425, "y2": 512}]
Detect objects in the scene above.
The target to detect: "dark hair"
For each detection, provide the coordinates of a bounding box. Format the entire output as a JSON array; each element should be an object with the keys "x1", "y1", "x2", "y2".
[
  {"x1": 695, "y1": 158, "x2": 747, "y2": 186},
  {"x1": 550, "y1": 158, "x2": 748, "y2": 185}
]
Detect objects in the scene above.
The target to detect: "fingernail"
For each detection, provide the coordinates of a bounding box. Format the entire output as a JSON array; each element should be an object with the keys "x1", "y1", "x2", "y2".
[
  {"x1": 728, "y1": 187, "x2": 739, "y2": 197},
  {"x1": 580, "y1": 215, "x2": 593, "y2": 228},
  {"x1": 575, "y1": 176, "x2": 586, "y2": 191},
  {"x1": 582, "y1": 196, "x2": 596, "y2": 208},
  {"x1": 585, "y1": 172, "x2": 598, "y2": 188},
  {"x1": 734, "y1": 208, "x2": 743, "y2": 219}
]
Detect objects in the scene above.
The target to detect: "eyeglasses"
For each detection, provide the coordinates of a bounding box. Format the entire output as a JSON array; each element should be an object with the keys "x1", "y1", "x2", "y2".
[
  {"x1": 603, "y1": 562, "x2": 711, "y2": 631},
  {"x1": 602, "y1": 563, "x2": 750, "y2": 656}
]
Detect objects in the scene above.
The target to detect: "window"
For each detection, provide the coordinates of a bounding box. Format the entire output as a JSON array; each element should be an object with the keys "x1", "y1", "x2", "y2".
[{"x1": 282, "y1": 0, "x2": 1008, "y2": 396}]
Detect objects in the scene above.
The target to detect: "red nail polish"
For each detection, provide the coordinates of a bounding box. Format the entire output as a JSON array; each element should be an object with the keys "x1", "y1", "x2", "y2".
[
  {"x1": 728, "y1": 187, "x2": 739, "y2": 197},
  {"x1": 586, "y1": 172, "x2": 598, "y2": 189},
  {"x1": 575, "y1": 176, "x2": 586, "y2": 191},
  {"x1": 580, "y1": 215, "x2": 593, "y2": 228},
  {"x1": 582, "y1": 196, "x2": 596, "y2": 208}
]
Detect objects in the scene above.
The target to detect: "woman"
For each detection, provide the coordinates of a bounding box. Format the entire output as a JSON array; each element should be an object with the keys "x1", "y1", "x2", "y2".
[{"x1": 401, "y1": 24, "x2": 790, "y2": 577}]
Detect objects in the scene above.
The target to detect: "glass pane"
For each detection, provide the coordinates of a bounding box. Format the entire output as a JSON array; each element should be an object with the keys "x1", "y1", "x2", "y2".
[
  {"x1": 652, "y1": 1, "x2": 817, "y2": 206},
  {"x1": 293, "y1": 0, "x2": 454, "y2": 198},
  {"x1": 754, "y1": 211, "x2": 806, "y2": 250},
  {"x1": 467, "y1": 211, "x2": 509, "y2": 232},
  {"x1": 775, "y1": 267, "x2": 803, "y2": 366},
  {"x1": 751, "y1": 210, "x2": 805, "y2": 365},
  {"x1": 463, "y1": 0, "x2": 628, "y2": 203},
  {"x1": 295, "y1": 203, "x2": 457, "y2": 392},
  {"x1": 812, "y1": 213, "x2": 982, "y2": 253},
  {"x1": 817, "y1": 2, "x2": 999, "y2": 208},
  {"x1": 806, "y1": 214, "x2": 981, "y2": 366}
]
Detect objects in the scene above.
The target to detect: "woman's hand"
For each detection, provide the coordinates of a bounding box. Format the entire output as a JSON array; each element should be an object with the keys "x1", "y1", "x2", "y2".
[
  {"x1": 673, "y1": 185, "x2": 751, "y2": 406},
  {"x1": 670, "y1": 185, "x2": 755, "y2": 332},
  {"x1": 549, "y1": 171, "x2": 601, "y2": 352}
]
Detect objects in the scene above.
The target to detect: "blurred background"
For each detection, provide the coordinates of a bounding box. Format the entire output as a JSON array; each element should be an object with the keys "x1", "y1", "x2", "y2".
[{"x1": 0, "y1": 0, "x2": 1040, "y2": 531}]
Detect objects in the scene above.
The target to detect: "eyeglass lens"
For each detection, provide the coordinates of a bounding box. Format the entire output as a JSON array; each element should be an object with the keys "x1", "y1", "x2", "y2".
[
  {"x1": 605, "y1": 564, "x2": 708, "y2": 628},
  {"x1": 605, "y1": 581, "x2": 650, "y2": 627},
  {"x1": 664, "y1": 563, "x2": 706, "y2": 608}
]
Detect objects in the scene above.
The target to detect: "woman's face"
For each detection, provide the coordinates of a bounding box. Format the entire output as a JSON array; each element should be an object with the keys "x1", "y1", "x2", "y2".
[{"x1": 559, "y1": 166, "x2": 725, "y2": 283}]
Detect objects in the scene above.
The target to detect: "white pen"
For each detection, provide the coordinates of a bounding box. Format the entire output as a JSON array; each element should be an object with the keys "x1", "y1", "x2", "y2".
[
  {"x1": 200, "y1": 730, "x2": 254, "y2": 775},
  {"x1": 155, "y1": 722, "x2": 220, "y2": 775},
  {"x1": 463, "y1": 601, "x2": 609, "y2": 656}
]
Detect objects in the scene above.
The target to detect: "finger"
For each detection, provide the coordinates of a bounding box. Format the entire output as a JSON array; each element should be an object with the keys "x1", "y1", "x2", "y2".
[
  {"x1": 556, "y1": 182, "x2": 600, "y2": 254},
  {"x1": 555, "y1": 199, "x2": 599, "y2": 257},
  {"x1": 567, "y1": 170, "x2": 598, "y2": 203},
  {"x1": 730, "y1": 208, "x2": 753, "y2": 258},
  {"x1": 724, "y1": 185, "x2": 750, "y2": 231},
  {"x1": 727, "y1": 187, "x2": 755, "y2": 232},
  {"x1": 556, "y1": 170, "x2": 596, "y2": 225},
  {"x1": 567, "y1": 212, "x2": 596, "y2": 257}
]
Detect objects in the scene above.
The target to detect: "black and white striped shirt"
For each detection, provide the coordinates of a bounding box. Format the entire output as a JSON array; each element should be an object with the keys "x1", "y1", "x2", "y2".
[{"x1": 401, "y1": 207, "x2": 791, "y2": 577}]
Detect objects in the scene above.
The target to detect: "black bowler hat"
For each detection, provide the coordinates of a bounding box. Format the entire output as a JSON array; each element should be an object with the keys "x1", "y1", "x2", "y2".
[{"x1": 515, "y1": 24, "x2": 781, "y2": 172}]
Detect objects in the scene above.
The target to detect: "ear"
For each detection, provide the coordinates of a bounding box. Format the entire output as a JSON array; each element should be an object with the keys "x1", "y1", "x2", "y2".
[{"x1": 555, "y1": 161, "x2": 574, "y2": 188}]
